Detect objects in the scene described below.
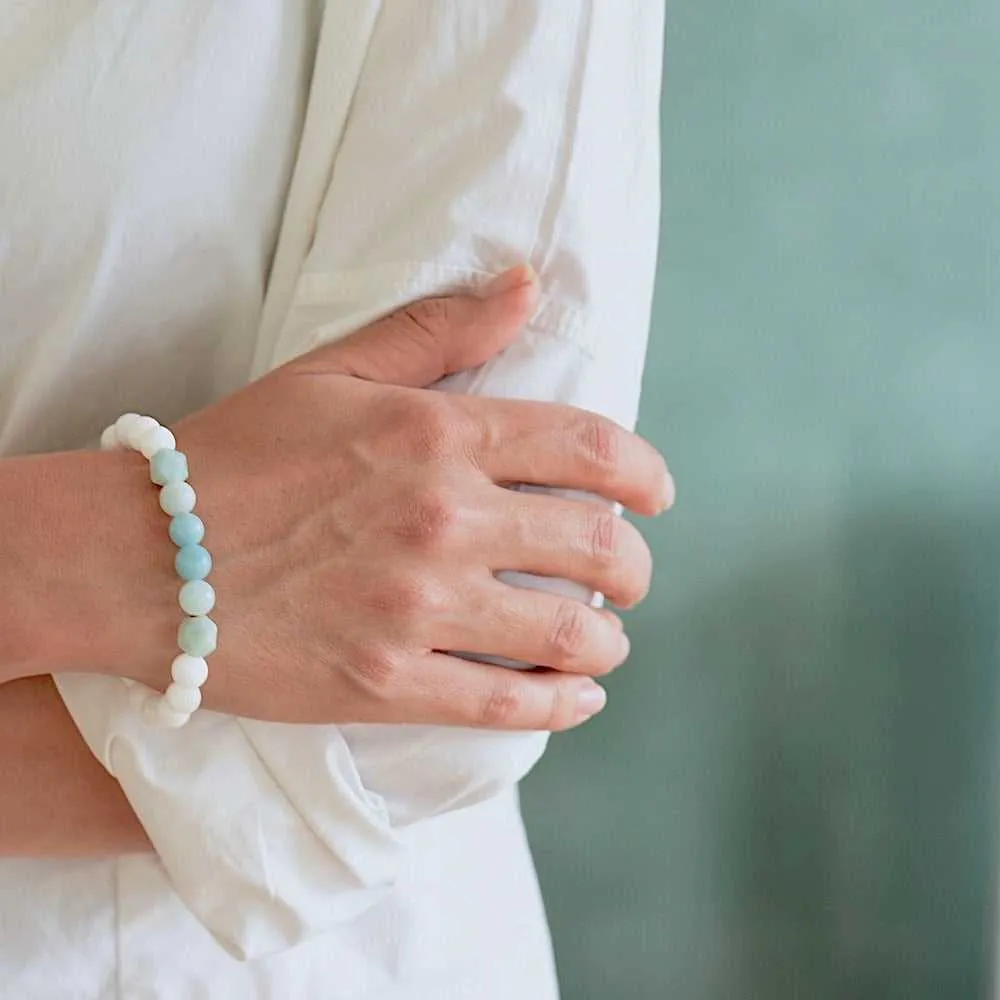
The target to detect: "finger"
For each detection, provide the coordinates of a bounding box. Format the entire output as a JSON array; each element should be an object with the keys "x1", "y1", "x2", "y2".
[
  {"x1": 393, "y1": 652, "x2": 609, "y2": 731},
  {"x1": 484, "y1": 493, "x2": 653, "y2": 608},
  {"x1": 442, "y1": 580, "x2": 631, "y2": 677},
  {"x1": 597, "y1": 608, "x2": 625, "y2": 630},
  {"x1": 302, "y1": 264, "x2": 540, "y2": 387},
  {"x1": 466, "y1": 398, "x2": 673, "y2": 516}
]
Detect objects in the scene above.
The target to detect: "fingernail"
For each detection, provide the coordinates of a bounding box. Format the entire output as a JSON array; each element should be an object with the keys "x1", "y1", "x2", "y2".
[
  {"x1": 615, "y1": 630, "x2": 631, "y2": 664},
  {"x1": 482, "y1": 263, "x2": 536, "y2": 298},
  {"x1": 603, "y1": 611, "x2": 624, "y2": 631},
  {"x1": 660, "y1": 469, "x2": 676, "y2": 511},
  {"x1": 577, "y1": 683, "x2": 608, "y2": 719}
]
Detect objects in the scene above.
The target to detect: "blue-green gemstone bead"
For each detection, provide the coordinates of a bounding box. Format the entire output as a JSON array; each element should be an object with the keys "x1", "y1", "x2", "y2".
[
  {"x1": 179, "y1": 579, "x2": 216, "y2": 616},
  {"x1": 175, "y1": 544, "x2": 212, "y2": 581},
  {"x1": 178, "y1": 616, "x2": 218, "y2": 657},
  {"x1": 169, "y1": 513, "x2": 205, "y2": 548},
  {"x1": 159, "y1": 481, "x2": 196, "y2": 515},
  {"x1": 150, "y1": 448, "x2": 189, "y2": 486}
]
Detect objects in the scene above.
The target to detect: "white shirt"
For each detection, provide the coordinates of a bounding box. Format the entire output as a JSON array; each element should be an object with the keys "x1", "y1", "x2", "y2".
[{"x1": 0, "y1": 2, "x2": 664, "y2": 997}]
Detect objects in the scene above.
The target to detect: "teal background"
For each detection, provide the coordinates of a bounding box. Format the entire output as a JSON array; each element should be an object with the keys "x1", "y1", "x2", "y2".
[{"x1": 521, "y1": 3, "x2": 1000, "y2": 998}]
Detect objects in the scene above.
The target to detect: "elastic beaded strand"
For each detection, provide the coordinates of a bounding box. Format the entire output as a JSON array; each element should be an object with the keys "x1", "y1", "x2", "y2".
[{"x1": 100, "y1": 413, "x2": 216, "y2": 728}]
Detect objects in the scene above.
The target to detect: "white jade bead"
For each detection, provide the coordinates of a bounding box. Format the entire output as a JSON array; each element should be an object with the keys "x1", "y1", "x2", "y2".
[
  {"x1": 138, "y1": 424, "x2": 176, "y2": 459},
  {"x1": 159, "y1": 481, "x2": 196, "y2": 515},
  {"x1": 139, "y1": 424, "x2": 177, "y2": 458},
  {"x1": 145, "y1": 697, "x2": 190, "y2": 729},
  {"x1": 114, "y1": 412, "x2": 145, "y2": 444},
  {"x1": 99, "y1": 425, "x2": 119, "y2": 451},
  {"x1": 165, "y1": 682, "x2": 202, "y2": 714},
  {"x1": 126, "y1": 415, "x2": 159, "y2": 449},
  {"x1": 171, "y1": 654, "x2": 209, "y2": 688}
]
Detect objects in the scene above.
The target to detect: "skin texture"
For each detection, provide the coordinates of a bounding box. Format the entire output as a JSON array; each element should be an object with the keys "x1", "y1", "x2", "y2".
[
  {"x1": 0, "y1": 678, "x2": 150, "y2": 854},
  {"x1": 0, "y1": 266, "x2": 674, "y2": 854}
]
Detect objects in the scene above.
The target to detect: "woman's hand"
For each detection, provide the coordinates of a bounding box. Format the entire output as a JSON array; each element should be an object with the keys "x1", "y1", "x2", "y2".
[{"x1": 159, "y1": 267, "x2": 672, "y2": 730}]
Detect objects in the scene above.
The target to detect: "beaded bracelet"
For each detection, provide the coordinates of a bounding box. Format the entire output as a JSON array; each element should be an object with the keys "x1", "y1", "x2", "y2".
[{"x1": 101, "y1": 413, "x2": 216, "y2": 728}]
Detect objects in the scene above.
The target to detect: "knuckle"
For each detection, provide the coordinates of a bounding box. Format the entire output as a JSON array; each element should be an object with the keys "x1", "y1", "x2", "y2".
[
  {"x1": 409, "y1": 396, "x2": 455, "y2": 456},
  {"x1": 579, "y1": 415, "x2": 621, "y2": 478},
  {"x1": 548, "y1": 601, "x2": 589, "y2": 664},
  {"x1": 479, "y1": 678, "x2": 523, "y2": 728},
  {"x1": 380, "y1": 570, "x2": 445, "y2": 618},
  {"x1": 405, "y1": 395, "x2": 474, "y2": 462},
  {"x1": 587, "y1": 510, "x2": 622, "y2": 569},
  {"x1": 398, "y1": 489, "x2": 463, "y2": 550},
  {"x1": 417, "y1": 492, "x2": 461, "y2": 541},
  {"x1": 404, "y1": 296, "x2": 453, "y2": 333},
  {"x1": 354, "y1": 644, "x2": 402, "y2": 693}
]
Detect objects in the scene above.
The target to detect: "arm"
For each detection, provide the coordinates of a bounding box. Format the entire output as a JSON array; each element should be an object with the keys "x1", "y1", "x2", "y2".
[
  {"x1": 263, "y1": 0, "x2": 665, "y2": 820},
  {"x1": 0, "y1": 678, "x2": 149, "y2": 855},
  {"x1": 0, "y1": 448, "x2": 180, "y2": 689},
  {"x1": 50, "y1": 0, "x2": 666, "y2": 960},
  {"x1": 0, "y1": 447, "x2": 179, "y2": 856}
]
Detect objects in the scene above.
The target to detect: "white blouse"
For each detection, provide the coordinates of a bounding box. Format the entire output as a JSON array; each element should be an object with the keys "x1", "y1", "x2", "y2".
[{"x1": 0, "y1": 1, "x2": 664, "y2": 997}]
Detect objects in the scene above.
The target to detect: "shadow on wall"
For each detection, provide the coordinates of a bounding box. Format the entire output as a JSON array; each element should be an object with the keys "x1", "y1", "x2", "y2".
[
  {"x1": 529, "y1": 491, "x2": 1000, "y2": 1000},
  {"x1": 717, "y1": 494, "x2": 1000, "y2": 1000}
]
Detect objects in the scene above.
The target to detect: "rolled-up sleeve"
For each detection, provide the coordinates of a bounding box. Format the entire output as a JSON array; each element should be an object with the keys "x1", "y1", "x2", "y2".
[{"x1": 56, "y1": 0, "x2": 665, "y2": 961}]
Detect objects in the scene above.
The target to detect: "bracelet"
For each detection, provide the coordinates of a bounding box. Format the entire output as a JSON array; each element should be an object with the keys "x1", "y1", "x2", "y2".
[{"x1": 101, "y1": 413, "x2": 217, "y2": 728}]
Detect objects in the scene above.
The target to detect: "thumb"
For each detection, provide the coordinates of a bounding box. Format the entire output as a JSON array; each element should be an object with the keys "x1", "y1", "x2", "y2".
[{"x1": 305, "y1": 264, "x2": 539, "y2": 387}]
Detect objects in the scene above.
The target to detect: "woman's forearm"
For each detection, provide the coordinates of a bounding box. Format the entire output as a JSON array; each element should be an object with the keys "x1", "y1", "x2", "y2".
[
  {"x1": 0, "y1": 676, "x2": 149, "y2": 855},
  {"x1": 0, "y1": 449, "x2": 164, "y2": 856},
  {"x1": 0, "y1": 447, "x2": 188, "y2": 856},
  {"x1": 0, "y1": 448, "x2": 174, "y2": 687}
]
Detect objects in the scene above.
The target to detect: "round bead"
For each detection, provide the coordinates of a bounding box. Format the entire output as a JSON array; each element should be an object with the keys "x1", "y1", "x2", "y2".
[
  {"x1": 125, "y1": 415, "x2": 159, "y2": 450},
  {"x1": 146, "y1": 698, "x2": 190, "y2": 728},
  {"x1": 99, "y1": 425, "x2": 119, "y2": 451},
  {"x1": 169, "y1": 512, "x2": 205, "y2": 547},
  {"x1": 150, "y1": 448, "x2": 189, "y2": 486},
  {"x1": 165, "y1": 682, "x2": 203, "y2": 714},
  {"x1": 171, "y1": 653, "x2": 209, "y2": 688},
  {"x1": 179, "y1": 579, "x2": 215, "y2": 616},
  {"x1": 138, "y1": 425, "x2": 176, "y2": 460},
  {"x1": 175, "y1": 544, "x2": 212, "y2": 581},
  {"x1": 114, "y1": 412, "x2": 144, "y2": 443},
  {"x1": 159, "y1": 481, "x2": 196, "y2": 515},
  {"x1": 178, "y1": 616, "x2": 218, "y2": 657}
]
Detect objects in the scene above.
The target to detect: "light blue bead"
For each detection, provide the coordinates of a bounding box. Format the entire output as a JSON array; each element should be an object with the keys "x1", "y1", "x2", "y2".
[
  {"x1": 150, "y1": 448, "x2": 189, "y2": 486},
  {"x1": 178, "y1": 616, "x2": 218, "y2": 657},
  {"x1": 169, "y1": 513, "x2": 205, "y2": 548},
  {"x1": 179, "y1": 579, "x2": 215, "y2": 616},
  {"x1": 175, "y1": 544, "x2": 212, "y2": 581}
]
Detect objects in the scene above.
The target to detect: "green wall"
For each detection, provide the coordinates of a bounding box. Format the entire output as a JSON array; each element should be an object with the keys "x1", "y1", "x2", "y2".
[{"x1": 521, "y1": 3, "x2": 1000, "y2": 998}]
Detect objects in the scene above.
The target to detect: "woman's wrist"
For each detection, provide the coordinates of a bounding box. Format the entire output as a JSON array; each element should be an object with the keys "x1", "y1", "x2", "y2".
[{"x1": 0, "y1": 447, "x2": 178, "y2": 687}]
